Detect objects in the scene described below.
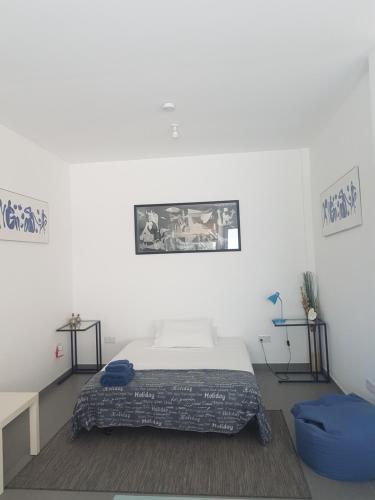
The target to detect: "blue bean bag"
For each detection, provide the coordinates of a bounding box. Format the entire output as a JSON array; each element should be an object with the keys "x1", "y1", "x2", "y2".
[{"x1": 291, "y1": 393, "x2": 375, "y2": 481}]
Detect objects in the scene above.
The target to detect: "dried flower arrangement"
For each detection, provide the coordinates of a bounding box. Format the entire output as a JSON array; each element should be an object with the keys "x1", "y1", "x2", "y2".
[{"x1": 300, "y1": 271, "x2": 319, "y2": 318}]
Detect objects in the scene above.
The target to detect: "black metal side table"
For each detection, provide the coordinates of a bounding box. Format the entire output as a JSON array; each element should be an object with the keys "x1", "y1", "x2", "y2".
[
  {"x1": 272, "y1": 318, "x2": 330, "y2": 383},
  {"x1": 56, "y1": 320, "x2": 103, "y2": 383}
]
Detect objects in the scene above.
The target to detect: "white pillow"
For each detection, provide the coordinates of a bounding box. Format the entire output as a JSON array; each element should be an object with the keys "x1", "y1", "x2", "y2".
[{"x1": 153, "y1": 318, "x2": 214, "y2": 348}]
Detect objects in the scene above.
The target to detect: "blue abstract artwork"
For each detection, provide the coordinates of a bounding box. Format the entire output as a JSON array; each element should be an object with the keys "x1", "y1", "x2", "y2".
[
  {"x1": 0, "y1": 188, "x2": 49, "y2": 243},
  {"x1": 321, "y1": 167, "x2": 362, "y2": 236}
]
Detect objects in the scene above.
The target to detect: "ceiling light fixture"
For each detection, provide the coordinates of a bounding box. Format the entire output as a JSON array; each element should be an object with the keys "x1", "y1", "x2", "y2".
[
  {"x1": 171, "y1": 123, "x2": 180, "y2": 139},
  {"x1": 161, "y1": 102, "x2": 176, "y2": 112}
]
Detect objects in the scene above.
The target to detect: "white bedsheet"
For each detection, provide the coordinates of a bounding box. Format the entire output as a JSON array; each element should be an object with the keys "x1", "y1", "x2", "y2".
[{"x1": 109, "y1": 337, "x2": 254, "y2": 374}]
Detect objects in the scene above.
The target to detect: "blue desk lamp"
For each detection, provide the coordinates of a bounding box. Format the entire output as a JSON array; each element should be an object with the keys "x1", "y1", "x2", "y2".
[{"x1": 267, "y1": 291, "x2": 285, "y2": 324}]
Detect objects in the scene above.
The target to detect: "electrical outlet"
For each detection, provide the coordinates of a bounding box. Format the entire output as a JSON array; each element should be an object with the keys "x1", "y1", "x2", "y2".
[
  {"x1": 104, "y1": 336, "x2": 116, "y2": 344},
  {"x1": 366, "y1": 379, "x2": 375, "y2": 395},
  {"x1": 55, "y1": 344, "x2": 64, "y2": 358},
  {"x1": 258, "y1": 335, "x2": 271, "y2": 343}
]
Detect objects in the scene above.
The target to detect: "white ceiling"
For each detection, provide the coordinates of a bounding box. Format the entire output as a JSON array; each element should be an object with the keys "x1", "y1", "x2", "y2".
[{"x1": 0, "y1": 0, "x2": 374, "y2": 163}]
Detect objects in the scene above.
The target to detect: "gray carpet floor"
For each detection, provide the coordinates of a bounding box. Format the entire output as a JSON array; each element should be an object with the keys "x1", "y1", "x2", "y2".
[{"x1": 9, "y1": 410, "x2": 310, "y2": 498}]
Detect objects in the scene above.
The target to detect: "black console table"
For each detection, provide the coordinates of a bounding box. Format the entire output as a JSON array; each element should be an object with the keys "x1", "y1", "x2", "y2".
[
  {"x1": 56, "y1": 320, "x2": 103, "y2": 383},
  {"x1": 272, "y1": 318, "x2": 330, "y2": 383}
]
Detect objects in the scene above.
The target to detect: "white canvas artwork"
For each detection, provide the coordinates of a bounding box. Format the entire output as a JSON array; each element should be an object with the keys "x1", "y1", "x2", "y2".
[
  {"x1": 0, "y1": 188, "x2": 49, "y2": 243},
  {"x1": 321, "y1": 167, "x2": 362, "y2": 237}
]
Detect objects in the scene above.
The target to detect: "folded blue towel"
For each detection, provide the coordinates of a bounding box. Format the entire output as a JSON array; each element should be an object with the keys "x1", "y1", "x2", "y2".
[
  {"x1": 105, "y1": 360, "x2": 134, "y2": 373},
  {"x1": 108, "y1": 359, "x2": 132, "y2": 366},
  {"x1": 100, "y1": 370, "x2": 134, "y2": 387}
]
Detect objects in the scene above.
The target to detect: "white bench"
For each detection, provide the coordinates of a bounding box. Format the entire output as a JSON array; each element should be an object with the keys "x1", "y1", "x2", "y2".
[{"x1": 0, "y1": 392, "x2": 40, "y2": 495}]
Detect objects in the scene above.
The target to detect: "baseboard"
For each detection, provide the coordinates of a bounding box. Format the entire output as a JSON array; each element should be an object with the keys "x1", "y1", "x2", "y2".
[
  {"x1": 253, "y1": 362, "x2": 310, "y2": 371},
  {"x1": 329, "y1": 373, "x2": 347, "y2": 394},
  {"x1": 41, "y1": 364, "x2": 100, "y2": 394},
  {"x1": 40, "y1": 368, "x2": 72, "y2": 395},
  {"x1": 5, "y1": 453, "x2": 32, "y2": 485}
]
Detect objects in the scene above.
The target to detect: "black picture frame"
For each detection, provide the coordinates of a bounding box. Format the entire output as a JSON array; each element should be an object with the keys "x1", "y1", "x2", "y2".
[{"x1": 134, "y1": 200, "x2": 241, "y2": 255}]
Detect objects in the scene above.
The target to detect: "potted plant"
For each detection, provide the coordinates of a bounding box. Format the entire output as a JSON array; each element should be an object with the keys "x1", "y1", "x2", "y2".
[{"x1": 301, "y1": 271, "x2": 319, "y2": 320}]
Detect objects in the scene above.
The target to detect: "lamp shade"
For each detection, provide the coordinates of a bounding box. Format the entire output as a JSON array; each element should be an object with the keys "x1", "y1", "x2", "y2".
[{"x1": 267, "y1": 292, "x2": 280, "y2": 304}]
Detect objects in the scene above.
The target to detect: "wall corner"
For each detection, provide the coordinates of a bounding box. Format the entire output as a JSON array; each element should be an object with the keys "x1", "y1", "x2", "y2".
[{"x1": 299, "y1": 148, "x2": 316, "y2": 273}]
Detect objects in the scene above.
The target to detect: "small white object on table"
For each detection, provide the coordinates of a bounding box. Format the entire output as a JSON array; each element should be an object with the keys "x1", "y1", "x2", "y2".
[{"x1": 0, "y1": 392, "x2": 40, "y2": 495}]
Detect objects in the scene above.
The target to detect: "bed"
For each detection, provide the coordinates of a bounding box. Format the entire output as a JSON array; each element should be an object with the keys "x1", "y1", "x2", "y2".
[{"x1": 72, "y1": 337, "x2": 271, "y2": 444}]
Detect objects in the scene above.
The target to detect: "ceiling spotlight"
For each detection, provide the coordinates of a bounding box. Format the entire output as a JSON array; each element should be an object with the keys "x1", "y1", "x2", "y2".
[
  {"x1": 161, "y1": 102, "x2": 176, "y2": 112},
  {"x1": 171, "y1": 123, "x2": 180, "y2": 139}
]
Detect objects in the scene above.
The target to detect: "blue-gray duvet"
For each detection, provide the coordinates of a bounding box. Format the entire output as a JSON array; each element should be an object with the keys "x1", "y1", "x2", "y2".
[{"x1": 72, "y1": 369, "x2": 271, "y2": 445}]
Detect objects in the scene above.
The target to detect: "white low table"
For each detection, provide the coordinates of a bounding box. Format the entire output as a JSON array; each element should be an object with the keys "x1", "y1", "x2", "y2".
[{"x1": 0, "y1": 392, "x2": 40, "y2": 495}]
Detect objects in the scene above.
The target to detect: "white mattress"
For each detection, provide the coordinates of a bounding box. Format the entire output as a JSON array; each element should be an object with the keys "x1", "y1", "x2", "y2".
[{"x1": 109, "y1": 336, "x2": 254, "y2": 374}]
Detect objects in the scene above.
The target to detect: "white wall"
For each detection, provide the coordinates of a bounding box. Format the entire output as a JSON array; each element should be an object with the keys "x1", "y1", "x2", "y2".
[
  {"x1": 71, "y1": 149, "x2": 314, "y2": 364},
  {"x1": 310, "y1": 70, "x2": 375, "y2": 399},
  {"x1": 0, "y1": 124, "x2": 72, "y2": 391}
]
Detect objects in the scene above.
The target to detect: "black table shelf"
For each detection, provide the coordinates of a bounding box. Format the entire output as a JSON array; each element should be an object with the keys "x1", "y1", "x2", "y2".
[
  {"x1": 56, "y1": 320, "x2": 103, "y2": 383},
  {"x1": 272, "y1": 318, "x2": 330, "y2": 384}
]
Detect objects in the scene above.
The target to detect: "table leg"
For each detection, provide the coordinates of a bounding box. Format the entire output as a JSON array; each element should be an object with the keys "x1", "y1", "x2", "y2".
[
  {"x1": 307, "y1": 325, "x2": 312, "y2": 374},
  {"x1": 98, "y1": 321, "x2": 102, "y2": 368},
  {"x1": 318, "y1": 323, "x2": 323, "y2": 378},
  {"x1": 313, "y1": 325, "x2": 318, "y2": 381},
  {"x1": 0, "y1": 428, "x2": 3, "y2": 495},
  {"x1": 74, "y1": 329, "x2": 78, "y2": 370},
  {"x1": 29, "y1": 398, "x2": 40, "y2": 455},
  {"x1": 95, "y1": 323, "x2": 99, "y2": 371},
  {"x1": 324, "y1": 323, "x2": 330, "y2": 380},
  {"x1": 70, "y1": 329, "x2": 74, "y2": 374}
]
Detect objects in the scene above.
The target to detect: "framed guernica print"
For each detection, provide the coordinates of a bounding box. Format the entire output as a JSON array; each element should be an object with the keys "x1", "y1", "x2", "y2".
[
  {"x1": 321, "y1": 166, "x2": 362, "y2": 237},
  {"x1": 134, "y1": 200, "x2": 241, "y2": 254}
]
